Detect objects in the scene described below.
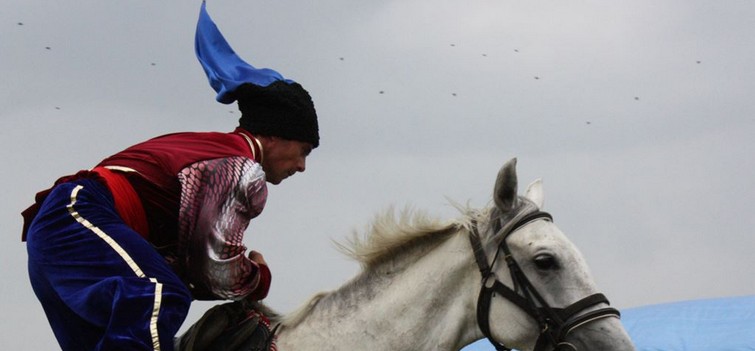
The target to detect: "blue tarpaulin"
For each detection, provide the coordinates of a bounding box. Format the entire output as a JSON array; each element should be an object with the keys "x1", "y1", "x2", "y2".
[
  {"x1": 623, "y1": 295, "x2": 755, "y2": 350},
  {"x1": 463, "y1": 295, "x2": 755, "y2": 351}
]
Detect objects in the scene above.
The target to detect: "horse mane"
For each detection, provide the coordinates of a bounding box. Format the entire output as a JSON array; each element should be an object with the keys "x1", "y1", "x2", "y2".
[
  {"x1": 274, "y1": 205, "x2": 490, "y2": 329},
  {"x1": 335, "y1": 206, "x2": 464, "y2": 269}
]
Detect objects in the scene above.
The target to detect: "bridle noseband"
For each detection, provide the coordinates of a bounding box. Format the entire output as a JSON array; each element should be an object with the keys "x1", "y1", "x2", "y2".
[{"x1": 468, "y1": 209, "x2": 621, "y2": 351}]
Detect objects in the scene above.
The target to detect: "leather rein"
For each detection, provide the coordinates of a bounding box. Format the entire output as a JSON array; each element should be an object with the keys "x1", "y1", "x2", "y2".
[{"x1": 468, "y1": 209, "x2": 621, "y2": 351}]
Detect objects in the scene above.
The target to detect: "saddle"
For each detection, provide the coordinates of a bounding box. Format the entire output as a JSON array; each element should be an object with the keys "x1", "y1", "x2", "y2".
[{"x1": 176, "y1": 300, "x2": 277, "y2": 351}]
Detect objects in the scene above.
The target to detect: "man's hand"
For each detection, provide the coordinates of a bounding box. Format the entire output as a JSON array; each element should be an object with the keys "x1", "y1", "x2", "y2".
[
  {"x1": 246, "y1": 250, "x2": 271, "y2": 301},
  {"x1": 248, "y1": 250, "x2": 267, "y2": 266}
]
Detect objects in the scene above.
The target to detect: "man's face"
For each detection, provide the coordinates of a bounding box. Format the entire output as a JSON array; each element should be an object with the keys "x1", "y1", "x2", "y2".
[{"x1": 262, "y1": 137, "x2": 313, "y2": 184}]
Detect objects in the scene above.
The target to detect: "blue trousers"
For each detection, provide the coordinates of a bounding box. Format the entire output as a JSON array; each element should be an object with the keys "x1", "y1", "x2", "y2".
[{"x1": 26, "y1": 179, "x2": 192, "y2": 351}]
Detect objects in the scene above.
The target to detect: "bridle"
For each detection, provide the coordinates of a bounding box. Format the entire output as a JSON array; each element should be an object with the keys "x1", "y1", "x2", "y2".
[{"x1": 468, "y1": 207, "x2": 621, "y2": 351}]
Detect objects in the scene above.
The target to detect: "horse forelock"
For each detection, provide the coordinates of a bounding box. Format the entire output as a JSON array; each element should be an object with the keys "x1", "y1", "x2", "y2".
[{"x1": 487, "y1": 196, "x2": 541, "y2": 229}]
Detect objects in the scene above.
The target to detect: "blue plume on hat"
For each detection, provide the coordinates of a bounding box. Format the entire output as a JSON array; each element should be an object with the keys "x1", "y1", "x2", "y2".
[{"x1": 195, "y1": 1, "x2": 294, "y2": 104}]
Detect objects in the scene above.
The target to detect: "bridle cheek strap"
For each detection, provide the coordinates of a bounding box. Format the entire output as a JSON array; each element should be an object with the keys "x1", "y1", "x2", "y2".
[{"x1": 476, "y1": 279, "x2": 536, "y2": 351}]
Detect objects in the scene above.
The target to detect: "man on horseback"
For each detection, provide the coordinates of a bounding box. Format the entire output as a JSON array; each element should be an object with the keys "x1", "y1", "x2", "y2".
[{"x1": 21, "y1": 2, "x2": 317, "y2": 350}]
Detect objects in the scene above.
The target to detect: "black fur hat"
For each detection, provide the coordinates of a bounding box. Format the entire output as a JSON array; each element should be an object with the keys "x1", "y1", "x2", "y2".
[{"x1": 235, "y1": 81, "x2": 320, "y2": 148}]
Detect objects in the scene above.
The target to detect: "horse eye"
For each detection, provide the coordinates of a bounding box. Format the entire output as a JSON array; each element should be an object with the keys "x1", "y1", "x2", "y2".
[{"x1": 533, "y1": 254, "x2": 557, "y2": 270}]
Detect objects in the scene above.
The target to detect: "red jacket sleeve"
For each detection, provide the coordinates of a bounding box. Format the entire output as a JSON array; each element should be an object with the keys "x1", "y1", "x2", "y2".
[{"x1": 176, "y1": 156, "x2": 269, "y2": 300}]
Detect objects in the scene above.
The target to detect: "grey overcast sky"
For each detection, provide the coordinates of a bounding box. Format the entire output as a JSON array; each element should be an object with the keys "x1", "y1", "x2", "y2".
[{"x1": 2, "y1": 0, "x2": 754, "y2": 349}]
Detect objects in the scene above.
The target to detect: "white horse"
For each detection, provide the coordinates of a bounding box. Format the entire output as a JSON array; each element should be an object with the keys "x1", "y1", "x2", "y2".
[{"x1": 185, "y1": 158, "x2": 636, "y2": 351}]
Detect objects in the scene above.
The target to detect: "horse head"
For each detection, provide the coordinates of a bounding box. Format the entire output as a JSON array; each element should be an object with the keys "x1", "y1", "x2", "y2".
[{"x1": 472, "y1": 158, "x2": 635, "y2": 351}]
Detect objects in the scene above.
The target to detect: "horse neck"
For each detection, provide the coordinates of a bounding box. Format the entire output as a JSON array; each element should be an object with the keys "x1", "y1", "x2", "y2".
[{"x1": 275, "y1": 232, "x2": 482, "y2": 351}]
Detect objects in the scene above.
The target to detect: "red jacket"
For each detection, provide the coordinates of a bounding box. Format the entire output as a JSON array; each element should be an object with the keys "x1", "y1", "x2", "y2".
[{"x1": 23, "y1": 128, "x2": 271, "y2": 301}]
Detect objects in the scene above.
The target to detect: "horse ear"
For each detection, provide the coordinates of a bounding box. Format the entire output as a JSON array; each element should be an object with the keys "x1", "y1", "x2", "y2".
[
  {"x1": 494, "y1": 158, "x2": 518, "y2": 212},
  {"x1": 524, "y1": 179, "x2": 544, "y2": 208}
]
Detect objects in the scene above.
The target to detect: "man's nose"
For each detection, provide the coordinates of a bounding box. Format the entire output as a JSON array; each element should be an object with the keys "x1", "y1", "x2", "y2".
[{"x1": 297, "y1": 158, "x2": 306, "y2": 172}]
